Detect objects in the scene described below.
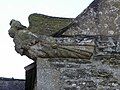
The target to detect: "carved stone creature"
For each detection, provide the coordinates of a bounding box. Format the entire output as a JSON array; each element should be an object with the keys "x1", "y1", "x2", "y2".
[
  {"x1": 8, "y1": 17, "x2": 95, "y2": 60},
  {"x1": 11, "y1": 30, "x2": 95, "y2": 60},
  {"x1": 8, "y1": 0, "x2": 120, "y2": 89},
  {"x1": 8, "y1": 19, "x2": 95, "y2": 60}
]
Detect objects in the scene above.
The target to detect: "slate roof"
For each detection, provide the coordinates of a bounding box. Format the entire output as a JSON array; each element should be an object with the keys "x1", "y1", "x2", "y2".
[{"x1": 0, "y1": 77, "x2": 25, "y2": 90}]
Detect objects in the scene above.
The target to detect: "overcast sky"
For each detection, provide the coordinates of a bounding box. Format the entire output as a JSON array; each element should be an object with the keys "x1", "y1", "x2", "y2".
[{"x1": 0, "y1": 0, "x2": 93, "y2": 79}]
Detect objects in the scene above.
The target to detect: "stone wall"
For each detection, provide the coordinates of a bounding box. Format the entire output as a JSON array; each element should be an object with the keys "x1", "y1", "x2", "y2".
[{"x1": 36, "y1": 35, "x2": 120, "y2": 90}]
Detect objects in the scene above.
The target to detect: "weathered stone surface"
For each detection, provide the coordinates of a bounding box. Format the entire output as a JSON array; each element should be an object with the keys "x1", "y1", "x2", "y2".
[
  {"x1": 28, "y1": 13, "x2": 73, "y2": 35},
  {"x1": 53, "y1": 0, "x2": 120, "y2": 36},
  {"x1": 8, "y1": 19, "x2": 27, "y2": 38},
  {"x1": 8, "y1": 19, "x2": 94, "y2": 60},
  {"x1": 37, "y1": 58, "x2": 61, "y2": 90},
  {"x1": 39, "y1": 58, "x2": 120, "y2": 90},
  {"x1": 8, "y1": 0, "x2": 120, "y2": 90}
]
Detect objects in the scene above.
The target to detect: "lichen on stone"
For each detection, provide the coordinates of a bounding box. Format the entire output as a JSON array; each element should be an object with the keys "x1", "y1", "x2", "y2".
[
  {"x1": 28, "y1": 13, "x2": 73, "y2": 35},
  {"x1": 8, "y1": 0, "x2": 120, "y2": 89}
]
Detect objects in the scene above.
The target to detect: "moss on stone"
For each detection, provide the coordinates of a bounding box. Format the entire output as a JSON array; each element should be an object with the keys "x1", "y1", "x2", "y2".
[{"x1": 28, "y1": 13, "x2": 73, "y2": 35}]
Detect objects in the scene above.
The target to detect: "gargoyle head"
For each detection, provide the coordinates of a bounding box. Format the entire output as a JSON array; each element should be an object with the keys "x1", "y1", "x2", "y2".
[{"x1": 8, "y1": 19, "x2": 27, "y2": 38}]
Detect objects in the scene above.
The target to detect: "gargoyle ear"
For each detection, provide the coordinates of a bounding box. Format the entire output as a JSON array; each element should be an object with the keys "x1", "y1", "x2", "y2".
[
  {"x1": 9, "y1": 20, "x2": 12, "y2": 25},
  {"x1": 10, "y1": 19, "x2": 15, "y2": 25}
]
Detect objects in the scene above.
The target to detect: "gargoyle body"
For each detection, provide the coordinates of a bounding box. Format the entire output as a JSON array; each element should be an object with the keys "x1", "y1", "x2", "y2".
[{"x1": 8, "y1": 19, "x2": 95, "y2": 61}]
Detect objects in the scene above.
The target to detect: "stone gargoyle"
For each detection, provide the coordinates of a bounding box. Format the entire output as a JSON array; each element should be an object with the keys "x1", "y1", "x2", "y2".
[{"x1": 8, "y1": 19, "x2": 95, "y2": 61}]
